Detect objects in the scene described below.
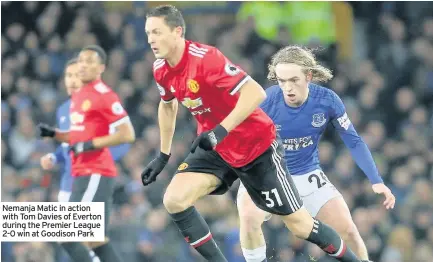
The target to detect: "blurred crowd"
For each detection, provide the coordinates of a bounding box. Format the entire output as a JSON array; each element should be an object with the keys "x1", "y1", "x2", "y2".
[{"x1": 1, "y1": 2, "x2": 433, "y2": 262}]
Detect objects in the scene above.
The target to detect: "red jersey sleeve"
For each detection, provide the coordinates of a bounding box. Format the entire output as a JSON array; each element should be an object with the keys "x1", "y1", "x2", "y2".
[
  {"x1": 202, "y1": 48, "x2": 251, "y2": 95},
  {"x1": 153, "y1": 59, "x2": 175, "y2": 103},
  {"x1": 100, "y1": 91, "x2": 129, "y2": 127}
]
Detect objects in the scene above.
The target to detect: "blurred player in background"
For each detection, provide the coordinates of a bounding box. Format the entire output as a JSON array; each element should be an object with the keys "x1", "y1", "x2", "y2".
[
  {"x1": 236, "y1": 46, "x2": 396, "y2": 262},
  {"x1": 141, "y1": 5, "x2": 362, "y2": 262},
  {"x1": 40, "y1": 58, "x2": 131, "y2": 262},
  {"x1": 38, "y1": 45, "x2": 135, "y2": 262}
]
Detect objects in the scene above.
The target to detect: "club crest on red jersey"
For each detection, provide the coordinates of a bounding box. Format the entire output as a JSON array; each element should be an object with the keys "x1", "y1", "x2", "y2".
[
  {"x1": 187, "y1": 79, "x2": 200, "y2": 93},
  {"x1": 81, "y1": 100, "x2": 91, "y2": 111}
]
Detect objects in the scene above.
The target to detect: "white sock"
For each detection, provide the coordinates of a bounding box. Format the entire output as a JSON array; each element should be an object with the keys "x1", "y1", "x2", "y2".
[{"x1": 242, "y1": 245, "x2": 267, "y2": 262}]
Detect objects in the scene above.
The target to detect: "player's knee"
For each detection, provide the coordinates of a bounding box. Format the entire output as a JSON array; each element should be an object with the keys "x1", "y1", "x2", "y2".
[
  {"x1": 239, "y1": 209, "x2": 264, "y2": 233},
  {"x1": 238, "y1": 199, "x2": 266, "y2": 233},
  {"x1": 343, "y1": 221, "x2": 360, "y2": 241},
  {"x1": 163, "y1": 189, "x2": 192, "y2": 214}
]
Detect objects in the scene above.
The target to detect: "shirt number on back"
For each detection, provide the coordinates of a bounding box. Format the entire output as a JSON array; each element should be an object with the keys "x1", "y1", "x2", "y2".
[{"x1": 261, "y1": 188, "x2": 283, "y2": 208}]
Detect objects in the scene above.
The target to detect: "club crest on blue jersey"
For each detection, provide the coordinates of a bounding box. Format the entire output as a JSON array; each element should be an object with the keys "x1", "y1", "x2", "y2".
[{"x1": 311, "y1": 113, "x2": 326, "y2": 128}]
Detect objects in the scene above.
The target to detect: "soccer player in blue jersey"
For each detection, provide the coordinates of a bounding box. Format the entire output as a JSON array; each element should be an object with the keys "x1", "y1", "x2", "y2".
[
  {"x1": 237, "y1": 46, "x2": 396, "y2": 262},
  {"x1": 40, "y1": 58, "x2": 131, "y2": 262}
]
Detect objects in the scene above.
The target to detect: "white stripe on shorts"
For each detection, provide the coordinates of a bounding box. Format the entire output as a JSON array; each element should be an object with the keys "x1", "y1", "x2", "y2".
[
  {"x1": 270, "y1": 141, "x2": 301, "y2": 211},
  {"x1": 81, "y1": 174, "x2": 101, "y2": 202}
]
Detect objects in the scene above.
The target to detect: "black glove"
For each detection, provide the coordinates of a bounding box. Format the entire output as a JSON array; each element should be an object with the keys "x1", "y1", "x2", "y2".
[
  {"x1": 190, "y1": 124, "x2": 228, "y2": 153},
  {"x1": 69, "y1": 141, "x2": 96, "y2": 156},
  {"x1": 141, "y1": 152, "x2": 170, "y2": 186},
  {"x1": 38, "y1": 123, "x2": 56, "y2": 138}
]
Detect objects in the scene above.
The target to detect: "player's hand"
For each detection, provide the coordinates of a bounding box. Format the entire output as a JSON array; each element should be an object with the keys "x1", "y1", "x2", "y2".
[
  {"x1": 190, "y1": 124, "x2": 228, "y2": 153},
  {"x1": 372, "y1": 183, "x2": 395, "y2": 210},
  {"x1": 69, "y1": 141, "x2": 96, "y2": 156},
  {"x1": 40, "y1": 154, "x2": 56, "y2": 170},
  {"x1": 141, "y1": 152, "x2": 170, "y2": 186},
  {"x1": 37, "y1": 123, "x2": 56, "y2": 138}
]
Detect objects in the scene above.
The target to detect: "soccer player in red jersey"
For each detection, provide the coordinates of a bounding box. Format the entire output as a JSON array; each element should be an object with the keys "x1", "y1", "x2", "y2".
[
  {"x1": 141, "y1": 5, "x2": 362, "y2": 262},
  {"x1": 38, "y1": 46, "x2": 135, "y2": 262}
]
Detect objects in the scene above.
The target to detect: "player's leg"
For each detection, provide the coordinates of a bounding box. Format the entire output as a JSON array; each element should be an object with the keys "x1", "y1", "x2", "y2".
[
  {"x1": 297, "y1": 170, "x2": 370, "y2": 260},
  {"x1": 313, "y1": 194, "x2": 369, "y2": 260},
  {"x1": 81, "y1": 174, "x2": 123, "y2": 262},
  {"x1": 60, "y1": 176, "x2": 100, "y2": 262},
  {"x1": 58, "y1": 179, "x2": 101, "y2": 262},
  {"x1": 163, "y1": 148, "x2": 237, "y2": 262},
  {"x1": 67, "y1": 174, "x2": 123, "y2": 262},
  {"x1": 238, "y1": 140, "x2": 361, "y2": 262},
  {"x1": 236, "y1": 182, "x2": 270, "y2": 262},
  {"x1": 57, "y1": 190, "x2": 72, "y2": 202}
]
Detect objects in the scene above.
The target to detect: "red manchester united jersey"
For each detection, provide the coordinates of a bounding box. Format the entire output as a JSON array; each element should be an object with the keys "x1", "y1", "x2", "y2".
[
  {"x1": 153, "y1": 40, "x2": 276, "y2": 167},
  {"x1": 69, "y1": 79, "x2": 129, "y2": 177}
]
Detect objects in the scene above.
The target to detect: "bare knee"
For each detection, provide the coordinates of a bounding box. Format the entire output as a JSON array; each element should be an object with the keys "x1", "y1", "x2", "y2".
[
  {"x1": 163, "y1": 172, "x2": 220, "y2": 214},
  {"x1": 163, "y1": 189, "x2": 192, "y2": 214},
  {"x1": 238, "y1": 195, "x2": 267, "y2": 233},
  {"x1": 281, "y1": 207, "x2": 314, "y2": 239},
  {"x1": 239, "y1": 207, "x2": 265, "y2": 233}
]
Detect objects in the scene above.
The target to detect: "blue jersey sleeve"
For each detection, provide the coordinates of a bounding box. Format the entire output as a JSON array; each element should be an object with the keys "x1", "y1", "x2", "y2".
[
  {"x1": 329, "y1": 91, "x2": 383, "y2": 184},
  {"x1": 260, "y1": 86, "x2": 278, "y2": 117},
  {"x1": 109, "y1": 143, "x2": 131, "y2": 161},
  {"x1": 52, "y1": 107, "x2": 67, "y2": 164}
]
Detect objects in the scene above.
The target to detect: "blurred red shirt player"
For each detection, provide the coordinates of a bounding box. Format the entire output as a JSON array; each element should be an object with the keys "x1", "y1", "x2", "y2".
[{"x1": 38, "y1": 45, "x2": 135, "y2": 262}]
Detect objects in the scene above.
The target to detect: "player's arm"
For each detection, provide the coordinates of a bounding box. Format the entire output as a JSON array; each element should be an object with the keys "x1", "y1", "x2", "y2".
[
  {"x1": 141, "y1": 83, "x2": 177, "y2": 186},
  {"x1": 190, "y1": 49, "x2": 267, "y2": 152},
  {"x1": 92, "y1": 119, "x2": 135, "y2": 148},
  {"x1": 220, "y1": 78, "x2": 266, "y2": 131},
  {"x1": 330, "y1": 92, "x2": 383, "y2": 184},
  {"x1": 331, "y1": 92, "x2": 395, "y2": 209},
  {"x1": 158, "y1": 99, "x2": 178, "y2": 155},
  {"x1": 52, "y1": 144, "x2": 66, "y2": 164},
  {"x1": 210, "y1": 49, "x2": 266, "y2": 132},
  {"x1": 54, "y1": 130, "x2": 69, "y2": 143}
]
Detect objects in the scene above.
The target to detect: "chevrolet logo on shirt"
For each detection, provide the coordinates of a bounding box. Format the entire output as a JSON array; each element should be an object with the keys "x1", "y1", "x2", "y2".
[{"x1": 181, "y1": 97, "x2": 203, "y2": 109}]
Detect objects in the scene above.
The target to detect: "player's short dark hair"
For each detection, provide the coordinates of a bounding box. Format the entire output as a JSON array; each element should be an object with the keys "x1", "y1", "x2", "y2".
[
  {"x1": 64, "y1": 58, "x2": 77, "y2": 74},
  {"x1": 66, "y1": 58, "x2": 78, "y2": 67},
  {"x1": 146, "y1": 5, "x2": 186, "y2": 37},
  {"x1": 81, "y1": 45, "x2": 107, "y2": 65}
]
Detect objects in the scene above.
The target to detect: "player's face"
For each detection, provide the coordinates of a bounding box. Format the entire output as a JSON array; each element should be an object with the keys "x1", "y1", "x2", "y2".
[
  {"x1": 64, "y1": 63, "x2": 82, "y2": 96},
  {"x1": 77, "y1": 50, "x2": 105, "y2": 83},
  {"x1": 275, "y1": 63, "x2": 311, "y2": 106},
  {"x1": 145, "y1": 16, "x2": 182, "y2": 59}
]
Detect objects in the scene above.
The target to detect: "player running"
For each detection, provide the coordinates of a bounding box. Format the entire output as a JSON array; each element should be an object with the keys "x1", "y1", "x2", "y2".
[
  {"x1": 236, "y1": 46, "x2": 396, "y2": 262},
  {"x1": 141, "y1": 5, "x2": 362, "y2": 262},
  {"x1": 38, "y1": 45, "x2": 135, "y2": 262},
  {"x1": 40, "y1": 58, "x2": 131, "y2": 262}
]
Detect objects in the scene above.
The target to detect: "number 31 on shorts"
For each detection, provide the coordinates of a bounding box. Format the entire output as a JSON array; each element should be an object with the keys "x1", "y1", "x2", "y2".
[{"x1": 261, "y1": 188, "x2": 283, "y2": 208}]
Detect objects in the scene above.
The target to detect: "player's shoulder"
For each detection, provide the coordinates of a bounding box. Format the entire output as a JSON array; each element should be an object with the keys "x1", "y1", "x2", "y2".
[
  {"x1": 265, "y1": 85, "x2": 282, "y2": 99},
  {"x1": 152, "y1": 58, "x2": 166, "y2": 75},
  {"x1": 57, "y1": 99, "x2": 70, "y2": 115},
  {"x1": 89, "y1": 81, "x2": 116, "y2": 97},
  {"x1": 308, "y1": 83, "x2": 339, "y2": 102},
  {"x1": 59, "y1": 99, "x2": 71, "y2": 110},
  {"x1": 186, "y1": 40, "x2": 220, "y2": 65}
]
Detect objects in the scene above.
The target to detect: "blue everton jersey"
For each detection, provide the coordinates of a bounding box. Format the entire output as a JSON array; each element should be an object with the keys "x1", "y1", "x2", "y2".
[{"x1": 260, "y1": 83, "x2": 382, "y2": 184}]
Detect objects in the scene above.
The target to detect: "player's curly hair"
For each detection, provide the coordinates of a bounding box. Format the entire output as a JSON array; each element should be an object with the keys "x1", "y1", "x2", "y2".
[{"x1": 267, "y1": 46, "x2": 333, "y2": 83}]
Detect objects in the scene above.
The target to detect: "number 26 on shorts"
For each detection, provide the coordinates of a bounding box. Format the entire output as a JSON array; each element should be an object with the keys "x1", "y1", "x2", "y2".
[
  {"x1": 308, "y1": 172, "x2": 330, "y2": 189},
  {"x1": 261, "y1": 188, "x2": 283, "y2": 208}
]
